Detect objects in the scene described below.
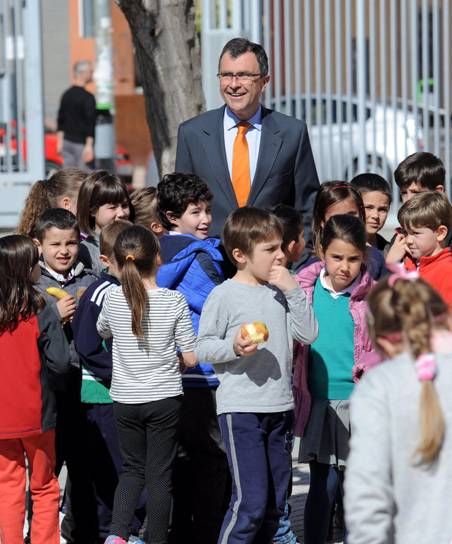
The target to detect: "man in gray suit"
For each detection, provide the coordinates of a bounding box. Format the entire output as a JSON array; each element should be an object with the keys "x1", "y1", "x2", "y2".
[{"x1": 175, "y1": 37, "x2": 320, "y2": 239}]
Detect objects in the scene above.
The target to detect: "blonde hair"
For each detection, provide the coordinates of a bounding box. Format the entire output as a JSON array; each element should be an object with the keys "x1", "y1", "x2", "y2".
[
  {"x1": 130, "y1": 187, "x2": 160, "y2": 229},
  {"x1": 368, "y1": 278, "x2": 448, "y2": 464},
  {"x1": 398, "y1": 191, "x2": 452, "y2": 233},
  {"x1": 16, "y1": 168, "x2": 86, "y2": 237}
]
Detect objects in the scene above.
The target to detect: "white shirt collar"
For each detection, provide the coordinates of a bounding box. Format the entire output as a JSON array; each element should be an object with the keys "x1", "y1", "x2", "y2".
[
  {"x1": 319, "y1": 268, "x2": 361, "y2": 299},
  {"x1": 224, "y1": 106, "x2": 262, "y2": 132},
  {"x1": 43, "y1": 263, "x2": 75, "y2": 284}
]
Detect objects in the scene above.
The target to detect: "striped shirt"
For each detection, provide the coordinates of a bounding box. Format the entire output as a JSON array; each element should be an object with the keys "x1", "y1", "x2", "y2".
[{"x1": 96, "y1": 286, "x2": 196, "y2": 404}]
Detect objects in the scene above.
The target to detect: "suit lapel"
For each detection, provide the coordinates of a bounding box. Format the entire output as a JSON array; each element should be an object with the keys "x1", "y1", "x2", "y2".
[
  {"x1": 200, "y1": 106, "x2": 238, "y2": 208},
  {"x1": 248, "y1": 109, "x2": 282, "y2": 205}
]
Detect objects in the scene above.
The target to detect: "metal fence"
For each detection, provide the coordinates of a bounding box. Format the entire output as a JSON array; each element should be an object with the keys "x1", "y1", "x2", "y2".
[
  {"x1": 0, "y1": 0, "x2": 44, "y2": 228},
  {"x1": 201, "y1": 0, "x2": 452, "y2": 202}
]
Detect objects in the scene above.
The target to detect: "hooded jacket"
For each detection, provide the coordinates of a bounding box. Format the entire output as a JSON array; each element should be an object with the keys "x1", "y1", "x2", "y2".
[
  {"x1": 293, "y1": 260, "x2": 380, "y2": 436},
  {"x1": 157, "y1": 234, "x2": 225, "y2": 388}
]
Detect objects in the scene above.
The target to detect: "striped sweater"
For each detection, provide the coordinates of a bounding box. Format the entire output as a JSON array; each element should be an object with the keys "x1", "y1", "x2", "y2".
[{"x1": 96, "y1": 286, "x2": 197, "y2": 403}]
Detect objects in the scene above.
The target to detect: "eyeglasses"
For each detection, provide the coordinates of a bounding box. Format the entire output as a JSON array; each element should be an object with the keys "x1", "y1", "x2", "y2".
[{"x1": 217, "y1": 72, "x2": 262, "y2": 83}]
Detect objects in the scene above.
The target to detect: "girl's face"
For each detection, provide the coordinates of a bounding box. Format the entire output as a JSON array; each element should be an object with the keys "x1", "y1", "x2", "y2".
[
  {"x1": 323, "y1": 238, "x2": 364, "y2": 292},
  {"x1": 323, "y1": 197, "x2": 360, "y2": 224},
  {"x1": 94, "y1": 201, "x2": 130, "y2": 232}
]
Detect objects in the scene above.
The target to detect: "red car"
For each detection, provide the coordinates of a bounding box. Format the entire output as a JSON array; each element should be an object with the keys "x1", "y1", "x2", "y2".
[{"x1": 0, "y1": 123, "x2": 133, "y2": 179}]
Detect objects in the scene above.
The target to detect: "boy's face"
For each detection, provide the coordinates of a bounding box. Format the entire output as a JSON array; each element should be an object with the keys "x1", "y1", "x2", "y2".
[
  {"x1": 239, "y1": 237, "x2": 285, "y2": 283},
  {"x1": 168, "y1": 201, "x2": 212, "y2": 239},
  {"x1": 361, "y1": 191, "x2": 390, "y2": 234},
  {"x1": 404, "y1": 225, "x2": 447, "y2": 260},
  {"x1": 285, "y1": 229, "x2": 305, "y2": 265},
  {"x1": 94, "y1": 202, "x2": 130, "y2": 232},
  {"x1": 36, "y1": 227, "x2": 79, "y2": 275},
  {"x1": 400, "y1": 182, "x2": 428, "y2": 203}
]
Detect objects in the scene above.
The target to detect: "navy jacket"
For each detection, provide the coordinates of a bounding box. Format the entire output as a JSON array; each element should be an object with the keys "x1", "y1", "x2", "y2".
[{"x1": 72, "y1": 272, "x2": 119, "y2": 401}]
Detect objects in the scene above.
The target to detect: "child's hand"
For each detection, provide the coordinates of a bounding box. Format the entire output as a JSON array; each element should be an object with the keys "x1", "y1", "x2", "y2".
[
  {"x1": 268, "y1": 264, "x2": 298, "y2": 292},
  {"x1": 56, "y1": 295, "x2": 76, "y2": 321},
  {"x1": 181, "y1": 351, "x2": 197, "y2": 368},
  {"x1": 233, "y1": 327, "x2": 258, "y2": 357},
  {"x1": 386, "y1": 233, "x2": 410, "y2": 264}
]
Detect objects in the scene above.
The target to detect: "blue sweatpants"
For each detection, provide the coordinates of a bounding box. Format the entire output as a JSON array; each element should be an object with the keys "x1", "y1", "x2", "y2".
[{"x1": 218, "y1": 411, "x2": 294, "y2": 544}]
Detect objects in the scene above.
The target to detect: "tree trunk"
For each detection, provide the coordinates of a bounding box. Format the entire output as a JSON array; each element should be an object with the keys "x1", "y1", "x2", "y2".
[{"x1": 116, "y1": 0, "x2": 204, "y2": 175}]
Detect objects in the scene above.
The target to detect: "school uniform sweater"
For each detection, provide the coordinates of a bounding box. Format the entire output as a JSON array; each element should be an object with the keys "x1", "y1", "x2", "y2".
[{"x1": 309, "y1": 278, "x2": 355, "y2": 400}]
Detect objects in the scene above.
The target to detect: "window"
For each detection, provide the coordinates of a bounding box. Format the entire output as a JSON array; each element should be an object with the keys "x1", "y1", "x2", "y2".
[{"x1": 79, "y1": 0, "x2": 95, "y2": 38}]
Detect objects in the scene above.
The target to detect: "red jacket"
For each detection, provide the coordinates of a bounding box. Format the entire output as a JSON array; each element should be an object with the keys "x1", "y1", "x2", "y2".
[
  {"x1": 405, "y1": 248, "x2": 452, "y2": 306},
  {"x1": 0, "y1": 305, "x2": 70, "y2": 439}
]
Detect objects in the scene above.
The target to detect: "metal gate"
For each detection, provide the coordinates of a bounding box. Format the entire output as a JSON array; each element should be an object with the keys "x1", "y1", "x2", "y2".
[
  {"x1": 0, "y1": 0, "x2": 44, "y2": 228},
  {"x1": 202, "y1": 0, "x2": 452, "y2": 201}
]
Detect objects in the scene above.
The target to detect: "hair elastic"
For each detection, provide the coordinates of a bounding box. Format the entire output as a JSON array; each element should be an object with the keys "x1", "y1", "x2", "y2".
[
  {"x1": 387, "y1": 263, "x2": 419, "y2": 287},
  {"x1": 415, "y1": 353, "x2": 437, "y2": 382},
  {"x1": 125, "y1": 254, "x2": 135, "y2": 261}
]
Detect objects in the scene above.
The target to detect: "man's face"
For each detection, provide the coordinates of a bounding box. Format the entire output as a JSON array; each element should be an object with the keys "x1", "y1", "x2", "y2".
[
  {"x1": 36, "y1": 228, "x2": 79, "y2": 275},
  {"x1": 219, "y1": 51, "x2": 269, "y2": 120}
]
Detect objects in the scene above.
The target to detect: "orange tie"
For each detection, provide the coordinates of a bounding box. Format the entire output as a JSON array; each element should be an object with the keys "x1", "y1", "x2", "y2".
[{"x1": 232, "y1": 122, "x2": 251, "y2": 207}]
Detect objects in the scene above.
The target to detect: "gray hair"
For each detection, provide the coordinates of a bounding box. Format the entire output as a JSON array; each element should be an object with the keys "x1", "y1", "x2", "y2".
[{"x1": 73, "y1": 60, "x2": 92, "y2": 77}]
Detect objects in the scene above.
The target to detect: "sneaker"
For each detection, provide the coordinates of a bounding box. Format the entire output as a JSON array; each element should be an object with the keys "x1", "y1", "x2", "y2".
[{"x1": 104, "y1": 537, "x2": 127, "y2": 544}]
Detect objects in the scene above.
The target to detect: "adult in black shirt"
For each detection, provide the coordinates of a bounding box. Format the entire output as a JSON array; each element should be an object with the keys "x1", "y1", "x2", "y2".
[{"x1": 57, "y1": 60, "x2": 96, "y2": 170}]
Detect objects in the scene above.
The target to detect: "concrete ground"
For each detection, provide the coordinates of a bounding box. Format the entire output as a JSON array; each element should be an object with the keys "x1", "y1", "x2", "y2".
[{"x1": 53, "y1": 443, "x2": 342, "y2": 544}]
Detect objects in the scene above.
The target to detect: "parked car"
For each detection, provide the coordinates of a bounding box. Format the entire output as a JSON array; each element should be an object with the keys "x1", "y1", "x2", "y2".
[
  {"x1": 270, "y1": 95, "x2": 449, "y2": 189},
  {"x1": 0, "y1": 123, "x2": 133, "y2": 179}
]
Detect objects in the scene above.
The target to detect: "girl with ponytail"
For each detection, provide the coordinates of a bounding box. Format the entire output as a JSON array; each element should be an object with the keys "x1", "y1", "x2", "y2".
[
  {"x1": 96, "y1": 225, "x2": 196, "y2": 544},
  {"x1": 16, "y1": 168, "x2": 87, "y2": 237},
  {"x1": 345, "y1": 268, "x2": 452, "y2": 543}
]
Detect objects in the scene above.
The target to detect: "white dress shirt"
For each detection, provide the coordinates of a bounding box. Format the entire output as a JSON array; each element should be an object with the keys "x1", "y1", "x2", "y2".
[{"x1": 223, "y1": 106, "x2": 262, "y2": 184}]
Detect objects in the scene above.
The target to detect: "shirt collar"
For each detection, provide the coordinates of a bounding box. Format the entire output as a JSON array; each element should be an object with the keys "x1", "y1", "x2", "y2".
[
  {"x1": 319, "y1": 268, "x2": 361, "y2": 299},
  {"x1": 224, "y1": 106, "x2": 262, "y2": 132},
  {"x1": 42, "y1": 263, "x2": 75, "y2": 284}
]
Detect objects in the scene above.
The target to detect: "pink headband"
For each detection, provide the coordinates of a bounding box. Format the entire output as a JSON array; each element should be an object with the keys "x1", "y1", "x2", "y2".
[
  {"x1": 387, "y1": 263, "x2": 419, "y2": 287},
  {"x1": 415, "y1": 353, "x2": 437, "y2": 382}
]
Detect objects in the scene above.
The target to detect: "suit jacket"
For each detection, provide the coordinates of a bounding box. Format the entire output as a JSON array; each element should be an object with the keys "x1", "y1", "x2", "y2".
[{"x1": 175, "y1": 105, "x2": 320, "y2": 238}]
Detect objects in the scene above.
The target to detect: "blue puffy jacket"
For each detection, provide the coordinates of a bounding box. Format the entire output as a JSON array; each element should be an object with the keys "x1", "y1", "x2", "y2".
[{"x1": 157, "y1": 234, "x2": 225, "y2": 388}]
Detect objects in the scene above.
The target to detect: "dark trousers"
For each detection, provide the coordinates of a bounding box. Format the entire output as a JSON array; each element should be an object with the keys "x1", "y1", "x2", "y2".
[
  {"x1": 304, "y1": 462, "x2": 345, "y2": 544},
  {"x1": 55, "y1": 367, "x2": 98, "y2": 544},
  {"x1": 111, "y1": 396, "x2": 182, "y2": 544},
  {"x1": 82, "y1": 403, "x2": 146, "y2": 539},
  {"x1": 169, "y1": 388, "x2": 230, "y2": 544},
  {"x1": 218, "y1": 411, "x2": 294, "y2": 544}
]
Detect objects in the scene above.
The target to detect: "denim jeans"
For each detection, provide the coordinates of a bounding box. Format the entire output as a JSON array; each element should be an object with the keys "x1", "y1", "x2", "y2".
[{"x1": 273, "y1": 502, "x2": 297, "y2": 544}]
